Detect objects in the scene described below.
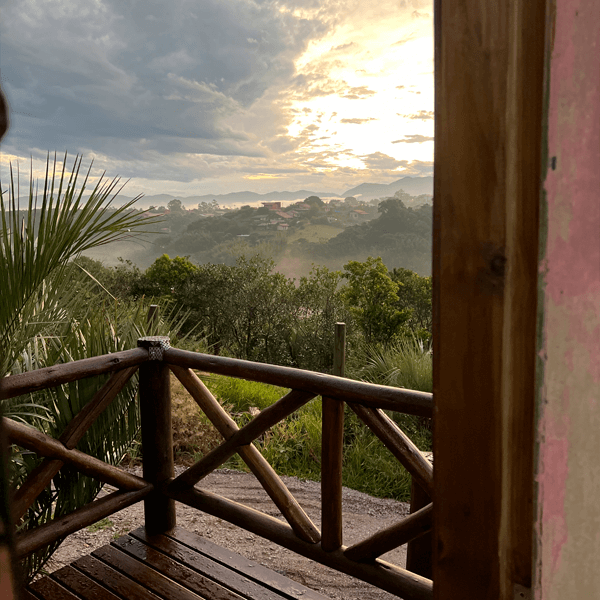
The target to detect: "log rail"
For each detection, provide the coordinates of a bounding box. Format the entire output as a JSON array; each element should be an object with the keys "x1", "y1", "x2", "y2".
[{"x1": 2, "y1": 336, "x2": 434, "y2": 600}]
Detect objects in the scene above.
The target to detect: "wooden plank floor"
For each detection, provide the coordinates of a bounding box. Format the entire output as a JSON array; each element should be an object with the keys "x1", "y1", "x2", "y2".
[{"x1": 25, "y1": 526, "x2": 331, "y2": 600}]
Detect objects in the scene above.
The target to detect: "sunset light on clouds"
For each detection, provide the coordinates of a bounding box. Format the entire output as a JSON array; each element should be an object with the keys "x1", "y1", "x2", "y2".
[{"x1": 0, "y1": 0, "x2": 433, "y2": 200}]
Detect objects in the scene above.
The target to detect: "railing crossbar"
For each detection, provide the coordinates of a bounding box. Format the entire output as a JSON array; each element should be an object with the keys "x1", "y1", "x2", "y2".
[
  {"x1": 0, "y1": 348, "x2": 148, "y2": 401},
  {"x1": 164, "y1": 348, "x2": 433, "y2": 417},
  {"x1": 15, "y1": 487, "x2": 153, "y2": 559},
  {"x1": 4, "y1": 418, "x2": 147, "y2": 493}
]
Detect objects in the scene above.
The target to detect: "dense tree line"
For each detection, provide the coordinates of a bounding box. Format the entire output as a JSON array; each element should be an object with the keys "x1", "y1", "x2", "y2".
[
  {"x1": 135, "y1": 197, "x2": 432, "y2": 275},
  {"x1": 76, "y1": 252, "x2": 432, "y2": 373},
  {"x1": 300, "y1": 199, "x2": 432, "y2": 275}
]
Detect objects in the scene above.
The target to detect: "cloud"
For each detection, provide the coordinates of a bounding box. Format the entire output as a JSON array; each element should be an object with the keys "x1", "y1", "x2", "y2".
[
  {"x1": 344, "y1": 86, "x2": 377, "y2": 99},
  {"x1": 340, "y1": 118, "x2": 376, "y2": 124},
  {"x1": 404, "y1": 110, "x2": 434, "y2": 120},
  {"x1": 0, "y1": 0, "x2": 434, "y2": 197},
  {"x1": 0, "y1": 0, "x2": 327, "y2": 163},
  {"x1": 392, "y1": 134, "x2": 434, "y2": 143},
  {"x1": 361, "y1": 152, "x2": 404, "y2": 170},
  {"x1": 393, "y1": 36, "x2": 414, "y2": 46}
]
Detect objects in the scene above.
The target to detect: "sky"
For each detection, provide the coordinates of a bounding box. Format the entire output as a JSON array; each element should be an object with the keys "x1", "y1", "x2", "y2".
[{"x1": 0, "y1": 0, "x2": 433, "y2": 199}]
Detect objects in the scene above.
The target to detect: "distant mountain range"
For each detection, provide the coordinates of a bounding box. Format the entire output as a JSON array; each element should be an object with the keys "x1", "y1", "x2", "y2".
[
  {"x1": 341, "y1": 176, "x2": 433, "y2": 200},
  {"x1": 17, "y1": 176, "x2": 433, "y2": 209}
]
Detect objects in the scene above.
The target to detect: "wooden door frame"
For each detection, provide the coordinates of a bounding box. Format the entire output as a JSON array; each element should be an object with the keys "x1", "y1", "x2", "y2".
[{"x1": 432, "y1": 1, "x2": 547, "y2": 598}]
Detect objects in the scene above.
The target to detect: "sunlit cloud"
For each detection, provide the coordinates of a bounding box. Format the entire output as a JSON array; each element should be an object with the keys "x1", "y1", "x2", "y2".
[
  {"x1": 392, "y1": 135, "x2": 434, "y2": 143},
  {"x1": 1, "y1": 0, "x2": 434, "y2": 198}
]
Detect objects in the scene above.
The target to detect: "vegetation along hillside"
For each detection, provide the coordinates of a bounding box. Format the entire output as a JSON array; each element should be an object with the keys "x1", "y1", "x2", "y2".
[{"x1": 82, "y1": 190, "x2": 433, "y2": 277}]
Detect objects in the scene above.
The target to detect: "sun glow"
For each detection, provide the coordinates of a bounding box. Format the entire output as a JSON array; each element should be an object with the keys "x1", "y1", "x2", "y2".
[{"x1": 287, "y1": 3, "x2": 434, "y2": 174}]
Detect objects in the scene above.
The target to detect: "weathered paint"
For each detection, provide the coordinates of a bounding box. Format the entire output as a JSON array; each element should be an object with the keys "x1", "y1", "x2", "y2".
[{"x1": 535, "y1": 0, "x2": 600, "y2": 597}]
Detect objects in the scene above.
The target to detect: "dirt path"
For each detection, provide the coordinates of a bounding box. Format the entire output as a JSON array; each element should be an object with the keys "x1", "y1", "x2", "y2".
[{"x1": 45, "y1": 468, "x2": 412, "y2": 600}]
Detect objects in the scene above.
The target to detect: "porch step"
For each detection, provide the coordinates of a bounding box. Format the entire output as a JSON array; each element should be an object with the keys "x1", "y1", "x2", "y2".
[{"x1": 25, "y1": 526, "x2": 330, "y2": 600}]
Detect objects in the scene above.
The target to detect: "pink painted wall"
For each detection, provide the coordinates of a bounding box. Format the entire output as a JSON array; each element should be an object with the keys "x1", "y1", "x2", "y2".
[{"x1": 534, "y1": 0, "x2": 600, "y2": 597}]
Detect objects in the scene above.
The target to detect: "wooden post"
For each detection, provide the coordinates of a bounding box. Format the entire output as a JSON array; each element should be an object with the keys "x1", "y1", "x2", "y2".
[
  {"x1": 406, "y1": 480, "x2": 432, "y2": 578},
  {"x1": 321, "y1": 323, "x2": 345, "y2": 551},
  {"x1": 138, "y1": 336, "x2": 176, "y2": 534},
  {"x1": 433, "y1": 0, "x2": 545, "y2": 596},
  {"x1": 147, "y1": 304, "x2": 159, "y2": 334}
]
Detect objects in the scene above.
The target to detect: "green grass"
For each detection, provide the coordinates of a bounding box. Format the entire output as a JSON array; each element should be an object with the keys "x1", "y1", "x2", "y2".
[
  {"x1": 86, "y1": 517, "x2": 113, "y2": 533},
  {"x1": 287, "y1": 224, "x2": 342, "y2": 244}
]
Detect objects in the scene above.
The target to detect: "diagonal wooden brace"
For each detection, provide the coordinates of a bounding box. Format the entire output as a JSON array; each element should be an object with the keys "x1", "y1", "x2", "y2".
[
  {"x1": 168, "y1": 388, "x2": 315, "y2": 493},
  {"x1": 345, "y1": 502, "x2": 433, "y2": 562},
  {"x1": 350, "y1": 404, "x2": 434, "y2": 497},
  {"x1": 169, "y1": 365, "x2": 321, "y2": 543}
]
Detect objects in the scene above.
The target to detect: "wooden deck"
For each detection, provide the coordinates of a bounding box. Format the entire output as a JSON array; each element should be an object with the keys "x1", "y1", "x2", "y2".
[{"x1": 24, "y1": 526, "x2": 330, "y2": 600}]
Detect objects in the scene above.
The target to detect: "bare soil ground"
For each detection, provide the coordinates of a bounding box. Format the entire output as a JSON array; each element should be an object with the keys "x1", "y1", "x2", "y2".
[{"x1": 45, "y1": 467, "x2": 411, "y2": 600}]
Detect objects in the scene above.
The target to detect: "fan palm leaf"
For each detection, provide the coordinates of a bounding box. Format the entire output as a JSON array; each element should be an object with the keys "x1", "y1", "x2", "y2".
[{"x1": 0, "y1": 152, "x2": 159, "y2": 377}]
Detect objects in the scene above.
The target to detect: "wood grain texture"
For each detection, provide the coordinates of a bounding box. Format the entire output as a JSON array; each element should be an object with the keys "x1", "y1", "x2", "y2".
[
  {"x1": 28, "y1": 576, "x2": 82, "y2": 600},
  {"x1": 433, "y1": 0, "x2": 544, "y2": 597},
  {"x1": 110, "y1": 535, "x2": 246, "y2": 600},
  {"x1": 170, "y1": 365, "x2": 321, "y2": 544},
  {"x1": 12, "y1": 367, "x2": 137, "y2": 521},
  {"x1": 4, "y1": 418, "x2": 147, "y2": 492},
  {"x1": 0, "y1": 348, "x2": 147, "y2": 401},
  {"x1": 321, "y1": 397, "x2": 344, "y2": 552},
  {"x1": 73, "y1": 554, "x2": 163, "y2": 600},
  {"x1": 157, "y1": 526, "x2": 328, "y2": 600},
  {"x1": 93, "y1": 544, "x2": 204, "y2": 600},
  {"x1": 123, "y1": 532, "x2": 283, "y2": 600},
  {"x1": 52, "y1": 565, "x2": 124, "y2": 600},
  {"x1": 406, "y1": 482, "x2": 433, "y2": 579},
  {"x1": 164, "y1": 347, "x2": 433, "y2": 417}
]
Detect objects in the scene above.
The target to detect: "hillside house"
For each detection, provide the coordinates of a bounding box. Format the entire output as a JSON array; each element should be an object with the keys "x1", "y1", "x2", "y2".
[{"x1": 262, "y1": 202, "x2": 281, "y2": 210}]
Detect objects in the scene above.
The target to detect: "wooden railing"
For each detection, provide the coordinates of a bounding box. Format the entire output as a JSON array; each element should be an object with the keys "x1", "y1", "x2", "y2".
[{"x1": 0, "y1": 334, "x2": 434, "y2": 600}]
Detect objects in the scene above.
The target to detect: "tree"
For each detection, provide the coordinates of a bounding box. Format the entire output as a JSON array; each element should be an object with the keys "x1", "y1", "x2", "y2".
[
  {"x1": 145, "y1": 254, "x2": 198, "y2": 295},
  {"x1": 342, "y1": 257, "x2": 410, "y2": 344},
  {"x1": 168, "y1": 198, "x2": 184, "y2": 212},
  {"x1": 289, "y1": 266, "x2": 349, "y2": 371},
  {"x1": 391, "y1": 267, "x2": 432, "y2": 338},
  {"x1": 305, "y1": 195, "x2": 324, "y2": 207}
]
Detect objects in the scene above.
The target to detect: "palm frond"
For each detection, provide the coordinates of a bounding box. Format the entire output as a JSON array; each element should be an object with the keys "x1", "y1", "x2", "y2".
[{"x1": 0, "y1": 153, "x2": 160, "y2": 377}]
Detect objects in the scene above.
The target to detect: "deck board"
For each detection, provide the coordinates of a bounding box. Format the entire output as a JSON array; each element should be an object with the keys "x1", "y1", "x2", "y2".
[{"x1": 27, "y1": 527, "x2": 331, "y2": 600}]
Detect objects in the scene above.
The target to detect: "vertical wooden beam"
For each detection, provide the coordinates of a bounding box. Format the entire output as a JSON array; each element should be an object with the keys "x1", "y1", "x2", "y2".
[
  {"x1": 321, "y1": 323, "x2": 345, "y2": 551},
  {"x1": 406, "y1": 480, "x2": 433, "y2": 579},
  {"x1": 147, "y1": 304, "x2": 159, "y2": 334},
  {"x1": 138, "y1": 337, "x2": 176, "y2": 535},
  {"x1": 433, "y1": 0, "x2": 545, "y2": 598}
]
